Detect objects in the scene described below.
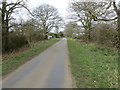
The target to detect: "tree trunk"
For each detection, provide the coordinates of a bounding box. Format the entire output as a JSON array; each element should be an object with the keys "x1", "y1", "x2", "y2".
[
  {"x1": 88, "y1": 30, "x2": 91, "y2": 41},
  {"x1": 117, "y1": 7, "x2": 120, "y2": 89},
  {"x1": 2, "y1": 1, "x2": 9, "y2": 53},
  {"x1": 88, "y1": 22, "x2": 92, "y2": 42},
  {"x1": 117, "y1": 14, "x2": 120, "y2": 50}
]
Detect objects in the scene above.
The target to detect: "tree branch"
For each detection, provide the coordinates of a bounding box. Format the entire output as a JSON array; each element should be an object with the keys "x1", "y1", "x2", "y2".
[
  {"x1": 113, "y1": 2, "x2": 120, "y2": 16},
  {"x1": 88, "y1": 10, "x2": 117, "y2": 21},
  {"x1": 19, "y1": 4, "x2": 34, "y2": 16}
]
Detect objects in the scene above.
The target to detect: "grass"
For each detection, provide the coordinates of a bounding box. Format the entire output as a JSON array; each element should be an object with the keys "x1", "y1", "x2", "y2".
[
  {"x1": 67, "y1": 39, "x2": 118, "y2": 88},
  {"x1": 2, "y1": 39, "x2": 59, "y2": 77}
]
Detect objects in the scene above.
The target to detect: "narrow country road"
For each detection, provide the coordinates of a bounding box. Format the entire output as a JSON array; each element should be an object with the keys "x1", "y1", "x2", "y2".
[{"x1": 2, "y1": 38, "x2": 72, "y2": 88}]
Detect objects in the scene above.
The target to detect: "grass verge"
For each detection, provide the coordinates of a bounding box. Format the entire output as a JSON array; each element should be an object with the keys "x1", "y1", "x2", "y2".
[
  {"x1": 67, "y1": 39, "x2": 118, "y2": 88},
  {"x1": 2, "y1": 39, "x2": 59, "y2": 77}
]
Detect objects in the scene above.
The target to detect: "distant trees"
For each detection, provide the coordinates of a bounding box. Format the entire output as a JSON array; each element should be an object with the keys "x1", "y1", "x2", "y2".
[
  {"x1": 59, "y1": 31, "x2": 64, "y2": 37},
  {"x1": 65, "y1": 22, "x2": 80, "y2": 38}
]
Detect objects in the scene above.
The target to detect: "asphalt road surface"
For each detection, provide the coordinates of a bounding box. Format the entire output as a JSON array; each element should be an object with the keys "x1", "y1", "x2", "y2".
[{"x1": 2, "y1": 38, "x2": 72, "y2": 88}]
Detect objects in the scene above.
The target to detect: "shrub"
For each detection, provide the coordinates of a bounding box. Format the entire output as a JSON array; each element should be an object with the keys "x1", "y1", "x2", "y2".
[
  {"x1": 91, "y1": 24, "x2": 117, "y2": 47},
  {"x1": 3, "y1": 33, "x2": 28, "y2": 53}
]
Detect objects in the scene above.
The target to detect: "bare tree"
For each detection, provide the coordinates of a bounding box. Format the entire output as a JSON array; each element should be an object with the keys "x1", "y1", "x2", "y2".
[
  {"x1": 70, "y1": 2, "x2": 94, "y2": 41},
  {"x1": 65, "y1": 21, "x2": 80, "y2": 38},
  {"x1": 33, "y1": 4, "x2": 63, "y2": 34}
]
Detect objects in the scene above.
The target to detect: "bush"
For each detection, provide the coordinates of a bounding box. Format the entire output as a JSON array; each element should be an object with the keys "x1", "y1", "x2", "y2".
[
  {"x1": 91, "y1": 24, "x2": 117, "y2": 47},
  {"x1": 3, "y1": 33, "x2": 28, "y2": 53},
  {"x1": 32, "y1": 31, "x2": 46, "y2": 41}
]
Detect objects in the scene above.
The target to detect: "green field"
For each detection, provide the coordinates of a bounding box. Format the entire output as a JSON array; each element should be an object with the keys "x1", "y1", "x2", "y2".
[
  {"x1": 68, "y1": 39, "x2": 118, "y2": 88},
  {"x1": 2, "y1": 39, "x2": 59, "y2": 77}
]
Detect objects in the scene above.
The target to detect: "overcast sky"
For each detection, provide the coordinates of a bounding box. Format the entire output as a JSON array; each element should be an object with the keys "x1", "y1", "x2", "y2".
[{"x1": 27, "y1": 0, "x2": 70, "y2": 18}]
